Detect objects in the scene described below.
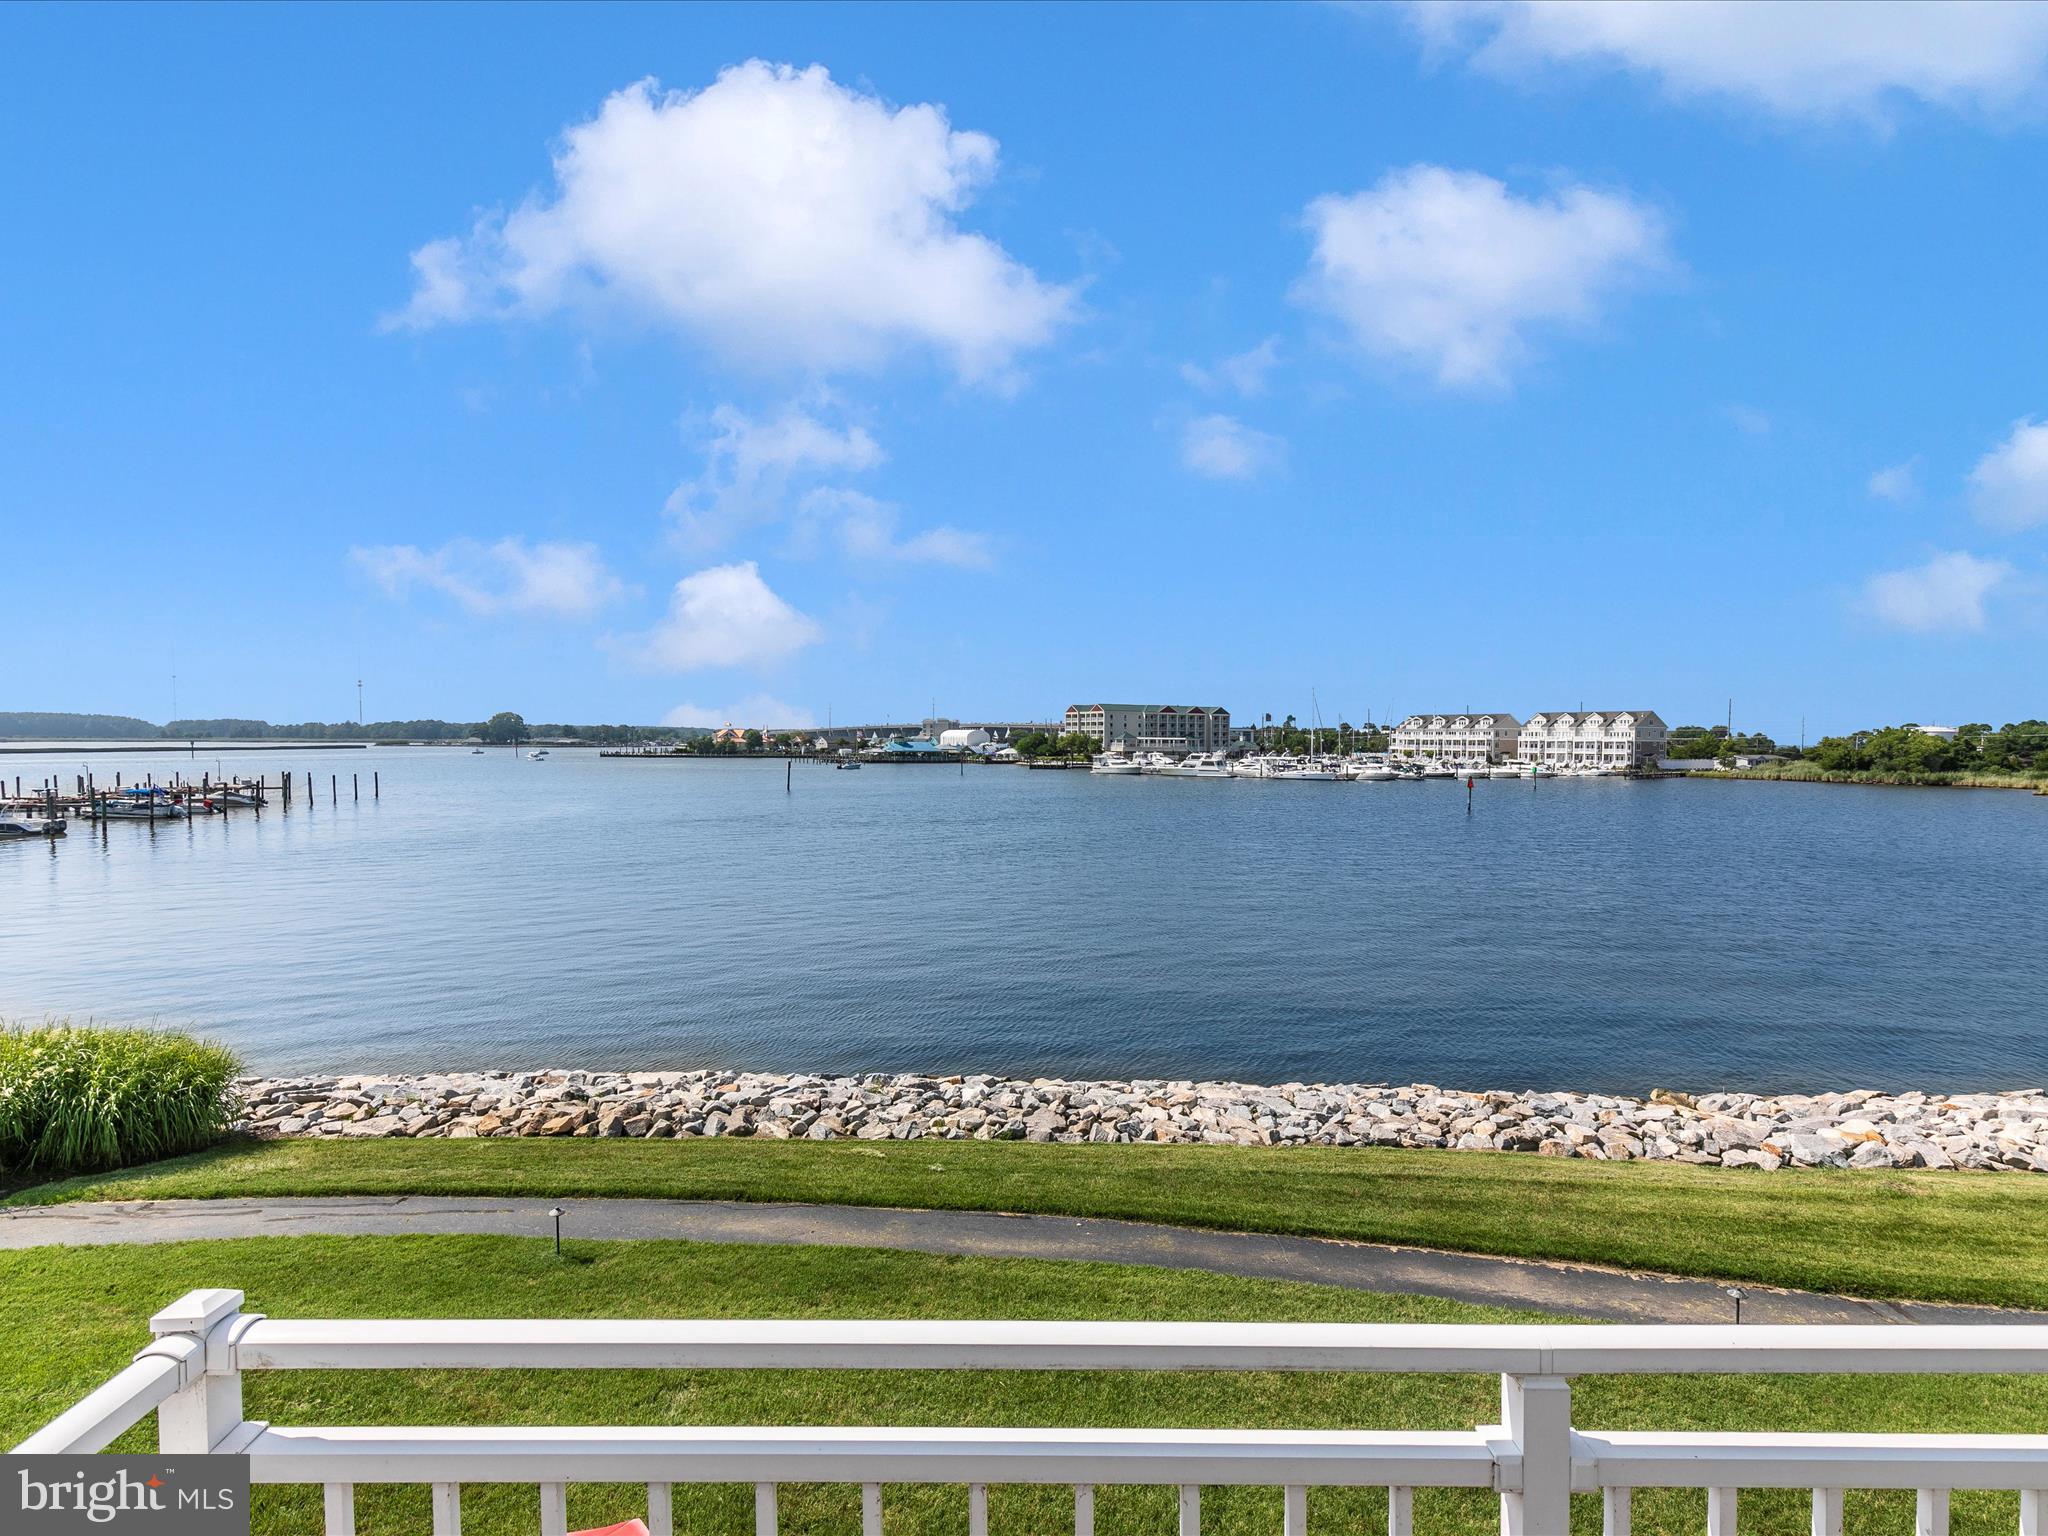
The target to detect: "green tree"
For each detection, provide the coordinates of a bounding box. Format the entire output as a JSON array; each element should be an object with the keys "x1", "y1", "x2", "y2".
[
  {"x1": 743, "y1": 728, "x2": 764, "y2": 750},
  {"x1": 480, "y1": 712, "x2": 528, "y2": 744}
]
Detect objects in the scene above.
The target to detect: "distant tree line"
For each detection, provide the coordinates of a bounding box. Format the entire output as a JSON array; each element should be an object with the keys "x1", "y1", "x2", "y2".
[
  {"x1": 1803, "y1": 721, "x2": 2046, "y2": 775},
  {"x1": 1667, "y1": 720, "x2": 2046, "y2": 774},
  {"x1": 0, "y1": 711, "x2": 161, "y2": 739},
  {"x1": 0, "y1": 710, "x2": 705, "y2": 745}
]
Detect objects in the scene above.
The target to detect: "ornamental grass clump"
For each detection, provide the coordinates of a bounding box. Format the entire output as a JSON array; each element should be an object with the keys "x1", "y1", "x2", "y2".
[{"x1": 0, "y1": 1024, "x2": 242, "y2": 1174}]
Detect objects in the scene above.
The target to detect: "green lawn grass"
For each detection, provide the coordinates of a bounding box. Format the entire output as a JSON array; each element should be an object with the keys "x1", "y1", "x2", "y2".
[
  {"x1": 4, "y1": 1235, "x2": 2044, "y2": 1536},
  {"x1": 11, "y1": 1137, "x2": 2048, "y2": 1310}
]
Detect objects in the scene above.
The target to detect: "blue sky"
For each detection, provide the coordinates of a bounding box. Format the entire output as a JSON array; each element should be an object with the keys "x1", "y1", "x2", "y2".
[{"x1": 5, "y1": 2, "x2": 2047, "y2": 737}]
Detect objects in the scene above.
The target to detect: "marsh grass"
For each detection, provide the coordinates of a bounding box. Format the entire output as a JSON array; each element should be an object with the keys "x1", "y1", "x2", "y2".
[{"x1": 0, "y1": 1023, "x2": 242, "y2": 1174}]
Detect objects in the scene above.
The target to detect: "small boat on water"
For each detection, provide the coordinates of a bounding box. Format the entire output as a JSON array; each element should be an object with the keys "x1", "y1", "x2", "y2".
[
  {"x1": 100, "y1": 790, "x2": 187, "y2": 820},
  {"x1": 470, "y1": 748, "x2": 485, "y2": 755},
  {"x1": 0, "y1": 815, "x2": 66, "y2": 838},
  {"x1": 1090, "y1": 751, "x2": 1144, "y2": 775},
  {"x1": 528, "y1": 749, "x2": 550, "y2": 760},
  {"x1": 834, "y1": 759, "x2": 862, "y2": 770}
]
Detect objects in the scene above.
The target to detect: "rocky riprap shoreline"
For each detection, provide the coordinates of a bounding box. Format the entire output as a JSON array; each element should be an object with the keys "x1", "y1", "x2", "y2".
[{"x1": 234, "y1": 1071, "x2": 2048, "y2": 1173}]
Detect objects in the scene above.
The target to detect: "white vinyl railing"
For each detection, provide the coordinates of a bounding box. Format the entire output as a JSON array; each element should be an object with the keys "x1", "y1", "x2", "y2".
[{"x1": 15, "y1": 1288, "x2": 2048, "y2": 1535}]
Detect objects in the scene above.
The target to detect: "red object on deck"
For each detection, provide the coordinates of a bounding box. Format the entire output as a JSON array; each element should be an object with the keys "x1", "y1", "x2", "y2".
[{"x1": 571, "y1": 1522, "x2": 650, "y2": 1536}]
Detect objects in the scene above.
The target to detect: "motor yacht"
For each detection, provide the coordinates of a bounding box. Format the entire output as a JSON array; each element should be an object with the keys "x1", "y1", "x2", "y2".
[
  {"x1": 1268, "y1": 755, "x2": 1339, "y2": 781},
  {"x1": 1159, "y1": 752, "x2": 1232, "y2": 778},
  {"x1": 1089, "y1": 751, "x2": 1144, "y2": 775}
]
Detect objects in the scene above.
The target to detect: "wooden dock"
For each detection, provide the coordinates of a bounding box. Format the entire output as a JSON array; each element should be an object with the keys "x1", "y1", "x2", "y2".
[{"x1": 1, "y1": 765, "x2": 382, "y2": 822}]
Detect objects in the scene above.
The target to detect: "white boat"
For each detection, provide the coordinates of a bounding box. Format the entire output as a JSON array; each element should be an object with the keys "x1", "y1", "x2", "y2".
[
  {"x1": 833, "y1": 760, "x2": 862, "y2": 770},
  {"x1": 1268, "y1": 755, "x2": 1339, "y2": 782},
  {"x1": 528, "y1": 749, "x2": 550, "y2": 760},
  {"x1": 1420, "y1": 760, "x2": 1459, "y2": 779},
  {"x1": 1134, "y1": 752, "x2": 1180, "y2": 774},
  {"x1": 1347, "y1": 753, "x2": 1397, "y2": 782},
  {"x1": 1229, "y1": 753, "x2": 1282, "y2": 778},
  {"x1": 0, "y1": 815, "x2": 66, "y2": 838},
  {"x1": 1158, "y1": 752, "x2": 1232, "y2": 778},
  {"x1": 100, "y1": 792, "x2": 186, "y2": 820},
  {"x1": 1089, "y1": 751, "x2": 1144, "y2": 776}
]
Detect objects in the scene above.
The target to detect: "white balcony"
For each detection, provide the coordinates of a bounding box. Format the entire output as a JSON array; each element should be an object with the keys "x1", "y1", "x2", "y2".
[{"x1": 17, "y1": 1288, "x2": 2048, "y2": 1535}]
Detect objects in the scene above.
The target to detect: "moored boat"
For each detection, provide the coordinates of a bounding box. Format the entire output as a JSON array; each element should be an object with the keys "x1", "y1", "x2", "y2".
[
  {"x1": 0, "y1": 815, "x2": 66, "y2": 838},
  {"x1": 1159, "y1": 752, "x2": 1232, "y2": 778}
]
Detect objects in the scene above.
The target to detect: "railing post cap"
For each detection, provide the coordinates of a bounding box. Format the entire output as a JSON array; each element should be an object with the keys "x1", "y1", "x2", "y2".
[{"x1": 151, "y1": 1288, "x2": 244, "y2": 1337}]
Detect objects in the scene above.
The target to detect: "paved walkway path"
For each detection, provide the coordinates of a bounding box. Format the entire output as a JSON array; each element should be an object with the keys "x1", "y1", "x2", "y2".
[{"x1": 3, "y1": 1196, "x2": 2032, "y2": 1326}]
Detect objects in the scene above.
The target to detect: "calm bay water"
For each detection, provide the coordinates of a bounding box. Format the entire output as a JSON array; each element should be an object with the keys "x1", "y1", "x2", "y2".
[{"x1": 1, "y1": 745, "x2": 2043, "y2": 1092}]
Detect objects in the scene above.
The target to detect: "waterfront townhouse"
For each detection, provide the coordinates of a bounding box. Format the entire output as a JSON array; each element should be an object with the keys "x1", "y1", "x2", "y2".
[
  {"x1": 1063, "y1": 702, "x2": 1232, "y2": 753},
  {"x1": 1518, "y1": 710, "x2": 1669, "y2": 769},
  {"x1": 1390, "y1": 712, "x2": 1522, "y2": 762}
]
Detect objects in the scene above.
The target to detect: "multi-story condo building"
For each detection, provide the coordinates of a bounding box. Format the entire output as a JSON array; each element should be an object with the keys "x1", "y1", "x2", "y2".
[
  {"x1": 1390, "y1": 713, "x2": 1523, "y2": 763},
  {"x1": 1063, "y1": 703, "x2": 1232, "y2": 753},
  {"x1": 1518, "y1": 710, "x2": 1669, "y2": 769}
]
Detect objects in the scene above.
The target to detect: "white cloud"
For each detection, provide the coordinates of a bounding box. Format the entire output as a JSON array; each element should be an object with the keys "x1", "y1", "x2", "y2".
[
  {"x1": 626, "y1": 561, "x2": 823, "y2": 670},
  {"x1": 668, "y1": 401, "x2": 884, "y2": 549},
  {"x1": 794, "y1": 488, "x2": 993, "y2": 568},
  {"x1": 1181, "y1": 414, "x2": 1284, "y2": 480},
  {"x1": 1722, "y1": 404, "x2": 1770, "y2": 436},
  {"x1": 385, "y1": 62, "x2": 1077, "y2": 381},
  {"x1": 1860, "y1": 550, "x2": 2012, "y2": 633},
  {"x1": 1181, "y1": 337, "x2": 1282, "y2": 398},
  {"x1": 1404, "y1": 2, "x2": 2048, "y2": 123},
  {"x1": 662, "y1": 694, "x2": 816, "y2": 729},
  {"x1": 1867, "y1": 458, "x2": 1920, "y2": 503},
  {"x1": 1968, "y1": 418, "x2": 2048, "y2": 531},
  {"x1": 351, "y1": 537, "x2": 625, "y2": 618},
  {"x1": 1296, "y1": 165, "x2": 1668, "y2": 389}
]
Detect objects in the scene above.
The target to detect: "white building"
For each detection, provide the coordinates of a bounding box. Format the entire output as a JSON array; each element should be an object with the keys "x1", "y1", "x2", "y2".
[
  {"x1": 936, "y1": 727, "x2": 993, "y2": 752},
  {"x1": 1390, "y1": 713, "x2": 1522, "y2": 763},
  {"x1": 1063, "y1": 703, "x2": 1232, "y2": 753},
  {"x1": 1518, "y1": 711, "x2": 1669, "y2": 770}
]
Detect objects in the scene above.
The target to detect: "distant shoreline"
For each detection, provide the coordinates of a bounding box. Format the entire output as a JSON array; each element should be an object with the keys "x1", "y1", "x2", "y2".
[{"x1": 0, "y1": 742, "x2": 367, "y2": 755}]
